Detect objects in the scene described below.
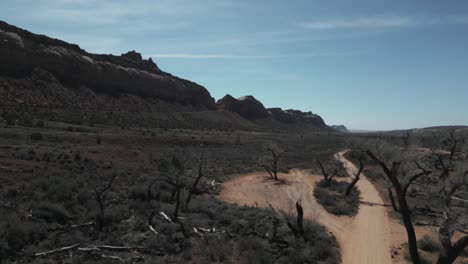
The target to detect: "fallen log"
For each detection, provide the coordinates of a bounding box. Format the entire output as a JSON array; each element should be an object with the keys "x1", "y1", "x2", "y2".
[
  {"x1": 35, "y1": 244, "x2": 80, "y2": 257},
  {"x1": 35, "y1": 244, "x2": 163, "y2": 257},
  {"x1": 159, "y1": 211, "x2": 172, "y2": 222},
  {"x1": 359, "y1": 201, "x2": 391, "y2": 207},
  {"x1": 77, "y1": 245, "x2": 148, "y2": 252},
  {"x1": 149, "y1": 225, "x2": 158, "y2": 235}
]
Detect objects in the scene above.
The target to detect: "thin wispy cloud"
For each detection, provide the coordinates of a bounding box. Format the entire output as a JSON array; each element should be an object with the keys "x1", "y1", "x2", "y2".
[
  {"x1": 148, "y1": 52, "x2": 352, "y2": 59},
  {"x1": 25, "y1": 0, "x2": 232, "y2": 26},
  {"x1": 300, "y1": 15, "x2": 468, "y2": 30},
  {"x1": 151, "y1": 53, "x2": 234, "y2": 59}
]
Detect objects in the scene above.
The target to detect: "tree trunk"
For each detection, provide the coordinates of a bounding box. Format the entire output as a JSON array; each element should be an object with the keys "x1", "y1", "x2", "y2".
[
  {"x1": 345, "y1": 176, "x2": 359, "y2": 195},
  {"x1": 346, "y1": 158, "x2": 363, "y2": 195},
  {"x1": 296, "y1": 202, "x2": 304, "y2": 239},
  {"x1": 366, "y1": 151, "x2": 420, "y2": 264},
  {"x1": 185, "y1": 158, "x2": 204, "y2": 209},
  {"x1": 397, "y1": 194, "x2": 421, "y2": 264},
  {"x1": 388, "y1": 188, "x2": 399, "y2": 212},
  {"x1": 273, "y1": 159, "x2": 278, "y2": 180}
]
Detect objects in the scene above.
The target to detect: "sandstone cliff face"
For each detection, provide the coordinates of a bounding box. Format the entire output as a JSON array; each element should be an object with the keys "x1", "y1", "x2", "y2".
[
  {"x1": 216, "y1": 95, "x2": 269, "y2": 120},
  {"x1": 0, "y1": 20, "x2": 331, "y2": 131},
  {"x1": 0, "y1": 21, "x2": 215, "y2": 109}
]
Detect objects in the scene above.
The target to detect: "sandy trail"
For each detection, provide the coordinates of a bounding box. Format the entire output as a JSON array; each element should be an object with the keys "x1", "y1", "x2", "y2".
[{"x1": 217, "y1": 150, "x2": 392, "y2": 264}]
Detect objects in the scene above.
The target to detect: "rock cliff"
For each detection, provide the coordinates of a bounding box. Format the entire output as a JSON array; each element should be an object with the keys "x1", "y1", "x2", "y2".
[
  {"x1": 0, "y1": 20, "x2": 215, "y2": 109},
  {"x1": 216, "y1": 95, "x2": 269, "y2": 120}
]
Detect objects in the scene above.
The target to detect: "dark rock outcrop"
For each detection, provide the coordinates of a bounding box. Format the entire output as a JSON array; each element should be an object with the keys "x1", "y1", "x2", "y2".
[
  {"x1": 0, "y1": 20, "x2": 215, "y2": 109},
  {"x1": 268, "y1": 108, "x2": 327, "y2": 127},
  {"x1": 216, "y1": 95, "x2": 269, "y2": 120},
  {"x1": 216, "y1": 93, "x2": 327, "y2": 127},
  {"x1": 267, "y1": 108, "x2": 296, "y2": 124}
]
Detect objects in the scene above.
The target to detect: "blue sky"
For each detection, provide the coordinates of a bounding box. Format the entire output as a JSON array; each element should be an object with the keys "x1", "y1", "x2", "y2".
[{"x1": 1, "y1": 0, "x2": 468, "y2": 130}]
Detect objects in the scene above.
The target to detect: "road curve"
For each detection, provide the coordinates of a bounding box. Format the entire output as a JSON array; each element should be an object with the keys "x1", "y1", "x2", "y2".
[{"x1": 217, "y1": 150, "x2": 393, "y2": 264}]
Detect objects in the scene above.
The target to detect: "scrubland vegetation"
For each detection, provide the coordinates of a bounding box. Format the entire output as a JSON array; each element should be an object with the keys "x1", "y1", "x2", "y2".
[
  {"x1": 1, "y1": 112, "x2": 467, "y2": 264},
  {"x1": 0, "y1": 120, "x2": 344, "y2": 263}
]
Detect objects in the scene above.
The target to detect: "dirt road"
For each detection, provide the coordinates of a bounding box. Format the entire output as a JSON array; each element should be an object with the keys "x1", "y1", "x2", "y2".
[{"x1": 217, "y1": 150, "x2": 393, "y2": 264}]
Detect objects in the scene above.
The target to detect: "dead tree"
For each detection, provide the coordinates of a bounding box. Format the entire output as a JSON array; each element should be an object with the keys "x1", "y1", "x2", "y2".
[
  {"x1": 317, "y1": 160, "x2": 334, "y2": 187},
  {"x1": 156, "y1": 157, "x2": 185, "y2": 220},
  {"x1": 258, "y1": 144, "x2": 285, "y2": 180},
  {"x1": 93, "y1": 173, "x2": 117, "y2": 231},
  {"x1": 430, "y1": 132, "x2": 468, "y2": 264},
  {"x1": 185, "y1": 147, "x2": 205, "y2": 209},
  {"x1": 279, "y1": 200, "x2": 307, "y2": 242},
  {"x1": 366, "y1": 131, "x2": 468, "y2": 264},
  {"x1": 156, "y1": 157, "x2": 189, "y2": 238},
  {"x1": 345, "y1": 158, "x2": 364, "y2": 195},
  {"x1": 436, "y1": 181, "x2": 468, "y2": 264},
  {"x1": 366, "y1": 151, "x2": 431, "y2": 264}
]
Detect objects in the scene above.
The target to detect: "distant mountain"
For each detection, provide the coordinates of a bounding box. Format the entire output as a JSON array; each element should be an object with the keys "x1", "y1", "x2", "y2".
[
  {"x1": 420, "y1": 125, "x2": 468, "y2": 130},
  {"x1": 0, "y1": 20, "x2": 329, "y2": 131},
  {"x1": 330, "y1": 125, "x2": 349, "y2": 133}
]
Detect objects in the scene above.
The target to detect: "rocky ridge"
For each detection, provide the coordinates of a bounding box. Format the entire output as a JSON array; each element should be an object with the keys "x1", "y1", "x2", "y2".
[
  {"x1": 0, "y1": 20, "x2": 215, "y2": 109},
  {"x1": 0, "y1": 20, "x2": 330, "y2": 131}
]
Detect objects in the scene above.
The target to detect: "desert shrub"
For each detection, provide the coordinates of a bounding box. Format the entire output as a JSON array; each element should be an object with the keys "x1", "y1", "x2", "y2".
[
  {"x1": 3, "y1": 112, "x2": 18, "y2": 125},
  {"x1": 5, "y1": 187, "x2": 17, "y2": 198},
  {"x1": 129, "y1": 185, "x2": 149, "y2": 201},
  {"x1": 44, "y1": 177, "x2": 77, "y2": 201},
  {"x1": 418, "y1": 235, "x2": 441, "y2": 252},
  {"x1": 316, "y1": 158, "x2": 348, "y2": 178},
  {"x1": 314, "y1": 179, "x2": 360, "y2": 216},
  {"x1": 30, "y1": 132, "x2": 43, "y2": 140},
  {"x1": 0, "y1": 239, "x2": 9, "y2": 260},
  {"x1": 205, "y1": 238, "x2": 232, "y2": 262},
  {"x1": 364, "y1": 168, "x2": 384, "y2": 182},
  {"x1": 35, "y1": 202, "x2": 71, "y2": 224},
  {"x1": 35, "y1": 120, "x2": 44, "y2": 128},
  {"x1": 105, "y1": 204, "x2": 127, "y2": 223},
  {"x1": 240, "y1": 237, "x2": 274, "y2": 264},
  {"x1": 3, "y1": 217, "x2": 47, "y2": 253},
  {"x1": 344, "y1": 149, "x2": 375, "y2": 165},
  {"x1": 276, "y1": 220, "x2": 341, "y2": 264}
]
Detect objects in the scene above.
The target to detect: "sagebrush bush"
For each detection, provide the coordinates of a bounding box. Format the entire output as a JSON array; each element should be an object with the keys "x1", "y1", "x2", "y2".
[
  {"x1": 314, "y1": 179, "x2": 360, "y2": 216},
  {"x1": 30, "y1": 132, "x2": 43, "y2": 140},
  {"x1": 3, "y1": 217, "x2": 47, "y2": 252},
  {"x1": 129, "y1": 185, "x2": 149, "y2": 201},
  {"x1": 35, "y1": 202, "x2": 71, "y2": 224}
]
